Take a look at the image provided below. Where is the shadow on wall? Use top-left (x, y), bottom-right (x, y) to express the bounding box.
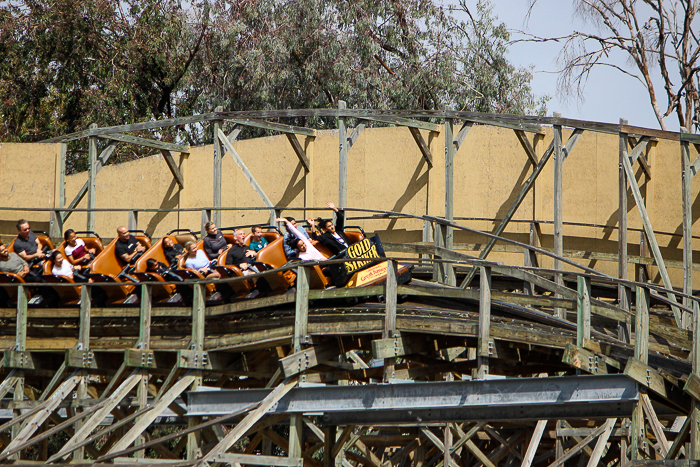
top-left (386, 158), bottom-right (429, 231)
top-left (276, 163), bottom-right (306, 207)
top-left (144, 178), bottom-right (181, 237)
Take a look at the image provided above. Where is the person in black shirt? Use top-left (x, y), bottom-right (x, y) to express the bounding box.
top-left (203, 222), bottom-right (229, 260)
top-left (312, 201), bottom-right (353, 255)
top-left (225, 229), bottom-right (258, 275)
top-left (14, 219), bottom-right (47, 267)
top-left (115, 226), bottom-right (146, 264)
top-left (146, 258), bottom-right (169, 276)
top-left (162, 236), bottom-right (184, 268)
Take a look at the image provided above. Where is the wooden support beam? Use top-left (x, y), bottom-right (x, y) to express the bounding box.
top-left (0, 399), bottom-right (107, 462)
top-left (78, 286), bottom-right (91, 348)
top-left (213, 108), bottom-right (224, 226)
top-left (385, 260), bottom-right (397, 338)
top-left (338, 100), bottom-right (348, 209)
top-left (285, 133), bottom-right (311, 172)
top-left (576, 276), bottom-right (591, 347)
top-left (138, 285), bottom-right (151, 349)
top-left (87, 123), bottom-right (97, 232)
top-left (61, 143), bottom-right (115, 223)
top-left (586, 418), bottom-right (617, 467)
top-left (372, 335), bottom-right (426, 360)
top-left (628, 136), bottom-right (650, 166)
top-left (692, 300), bottom-right (700, 457)
top-left (218, 128), bottom-right (276, 219)
top-left (444, 424), bottom-right (452, 467)
top-left (419, 427), bottom-right (459, 467)
top-left (619, 120), bottom-right (630, 323)
top-left (514, 129), bottom-right (538, 165)
top-left (667, 414), bottom-right (691, 459)
top-left (384, 260), bottom-right (398, 382)
top-left (630, 394), bottom-right (644, 460)
top-left (635, 286), bottom-right (649, 364)
top-left (347, 120), bottom-right (367, 150)
top-left (51, 372), bottom-right (141, 461)
top-left (363, 115), bottom-right (440, 132)
top-left (217, 453), bottom-right (303, 466)
top-left (452, 121), bottom-right (473, 153)
top-left (459, 128), bottom-right (582, 289)
top-left (522, 420), bottom-right (547, 467)
top-left (159, 149), bottom-right (185, 189)
top-left (624, 358), bottom-right (689, 413)
top-left (444, 106), bottom-right (455, 286)
top-left (107, 374), bottom-right (196, 454)
top-left (622, 152), bottom-right (683, 326)
top-left (562, 344), bottom-right (617, 375)
top-left (227, 117), bottom-right (316, 137)
top-left (51, 142), bottom-right (66, 237)
top-left (478, 266), bottom-right (491, 379)
top-left (200, 378), bottom-right (298, 464)
top-left (640, 393), bottom-right (670, 456)
top-left (553, 114), bottom-right (564, 319)
top-left (408, 127), bottom-right (433, 167)
top-left (294, 267), bottom-right (310, 353)
top-left (452, 423), bottom-right (494, 467)
top-left (323, 425), bottom-right (336, 467)
top-left (98, 132), bottom-right (189, 153)
top-left (0, 375), bottom-right (79, 456)
top-left (682, 139), bottom-right (693, 328)
top-left (548, 421), bottom-right (609, 467)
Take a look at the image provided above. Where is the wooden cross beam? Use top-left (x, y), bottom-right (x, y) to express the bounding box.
top-left (621, 154), bottom-right (683, 325)
top-left (547, 421), bottom-right (609, 467)
top-left (363, 115), bottom-right (440, 132)
top-left (0, 399), bottom-right (108, 462)
top-left (628, 136), bottom-right (651, 177)
top-left (51, 372), bottom-right (142, 461)
top-left (408, 127), bottom-right (433, 167)
top-left (514, 129), bottom-right (538, 165)
top-left (640, 393), bottom-right (670, 456)
top-left (458, 131), bottom-right (581, 289)
top-left (0, 375), bottom-right (80, 456)
top-left (98, 132), bottom-right (189, 153)
top-left (217, 128), bottom-right (276, 221)
top-left (159, 149), bottom-right (185, 189)
top-left (419, 427), bottom-right (460, 467)
top-left (106, 374), bottom-right (197, 454)
top-left (585, 418), bottom-right (617, 467)
top-left (522, 420), bottom-right (547, 467)
top-left (61, 143), bottom-right (116, 223)
top-left (227, 117), bottom-right (316, 137)
top-left (688, 142), bottom-right (700, 177)
top-left (199, 377), bottom-right (298, 463)
top-left (453, 121), bottom-right (473, 153)
top-left (285, 133), bottom-right (311, 172)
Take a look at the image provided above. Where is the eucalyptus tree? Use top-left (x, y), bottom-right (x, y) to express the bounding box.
top-left (0, 0), bottom-right (546, 168)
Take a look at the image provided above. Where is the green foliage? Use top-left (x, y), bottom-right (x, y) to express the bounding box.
top-left (0, 0), bottom-right (547, 168)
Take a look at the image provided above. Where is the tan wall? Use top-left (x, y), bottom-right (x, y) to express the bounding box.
top-left (0, 142), bottom-right (61, 241)
top-left (0, 125), bottom-right (696, 287)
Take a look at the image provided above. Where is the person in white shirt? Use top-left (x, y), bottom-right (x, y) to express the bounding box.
top-left (63, 229), bottom-right (96, 270)
top-left (183, 242), bottom-right (220, 279)
top-left (277, 218), bottom-right (326, 262)
top-left (50, 251), bottom-right (78, 279)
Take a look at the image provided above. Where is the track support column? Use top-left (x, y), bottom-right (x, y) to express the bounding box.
top-left (213, 106), bottom-right (224, 227)
top-left (444, 106), bottom-right (455, 286)
top-left (552, 112), bottom-right (564, 318)
top-left (338, 101), bottom-right (348, 209)
top-left (87, 123), bottom-right (97, 232)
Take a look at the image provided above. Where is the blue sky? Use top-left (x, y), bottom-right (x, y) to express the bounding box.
top-left (486, 0), bottom-right (665, 130)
